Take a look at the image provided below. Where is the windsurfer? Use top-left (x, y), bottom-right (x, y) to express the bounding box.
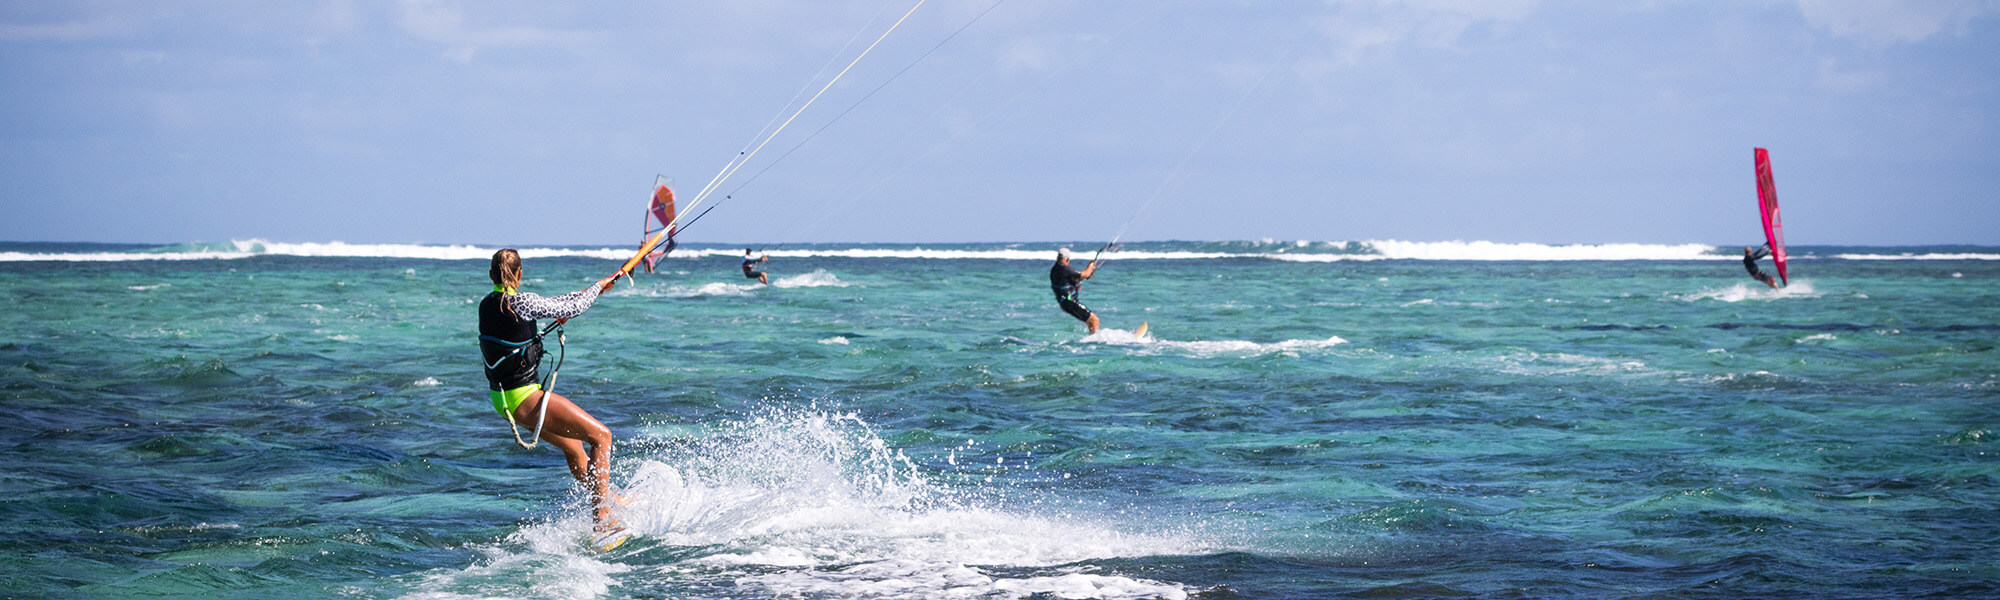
top-left (479, 249), bottom-right (624, 532)
top-left (641, 237), bottom-right (678, 274)
top-left (742, 249), bottom-right (769, 284)
top-left (1050, 247), bottom-right (1101, 334)
top-left (1743, 245), bottom-right (1779, 289)
top-left (642, 177), bottom-right (678, 275)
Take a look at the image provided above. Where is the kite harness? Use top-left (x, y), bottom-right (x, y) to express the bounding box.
top-left (480, 315), bottom-right (568, 450)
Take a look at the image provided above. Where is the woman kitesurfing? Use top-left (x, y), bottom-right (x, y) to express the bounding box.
top-left (477, 249), bottom-right (627, 548)
top-left (467, 0), bottom-right (937, 554)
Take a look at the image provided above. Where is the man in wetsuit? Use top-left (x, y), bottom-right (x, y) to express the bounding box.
top-left (742, 248), bottom-right (769, 285)
top-left (1050, 247), bottom-right (1101, 333)
top-left (1743, 245), bottom-right (1779, 289)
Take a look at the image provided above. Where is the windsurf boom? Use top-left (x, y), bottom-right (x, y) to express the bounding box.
top-left (1754, 148), bottom-right (1787, 286)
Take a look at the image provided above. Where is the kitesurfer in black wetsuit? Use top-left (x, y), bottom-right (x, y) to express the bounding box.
top-left (742, 249), bottom-right (769, 284)
top-left (1050, 247), bottom-right (1101, 333)
top-left (1743, 245), bottom-right (1779, 289)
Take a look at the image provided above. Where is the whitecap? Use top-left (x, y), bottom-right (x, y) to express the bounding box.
top-left (1489, 351), bottom-right (1666, 378)
top-left (1362, 239), bottom-right (1719, 261)
top-left (774, 269), bottom-right (850, 288)
top-left (1083, 330), bottom-right (1350, 357)
top-left (1833, 253), bottom-right (2000, 260)
top-left (1675, 280), bottom-right (1818, 302)
top-left (616, 281), bottom-right (761, 298)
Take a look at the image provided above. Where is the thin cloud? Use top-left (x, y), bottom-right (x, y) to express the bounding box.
top-left (1304, 0), bottom-right (1539, 68)
top-left (394, 0), bottom-right (607, 63)
top-left (0, 16), bottom-right (132, 42)
top-left (1795, 0), bottom-right (2000, 43)
top-left (998, 33), bottom-right (1104, 75)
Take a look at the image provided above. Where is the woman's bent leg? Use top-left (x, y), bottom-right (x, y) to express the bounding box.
top-left (514, 390), bottom-right (617, 528)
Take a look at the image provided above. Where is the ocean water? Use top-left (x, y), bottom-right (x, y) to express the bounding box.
top-left (2, 239), bottom-right (1996, 599)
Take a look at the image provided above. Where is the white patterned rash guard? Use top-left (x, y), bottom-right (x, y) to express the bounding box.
top-left (505, 284), bottom-right (602, 321)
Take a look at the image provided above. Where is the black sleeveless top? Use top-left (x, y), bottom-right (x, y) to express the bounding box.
top-left (478, 292), bottom-right (543, 391)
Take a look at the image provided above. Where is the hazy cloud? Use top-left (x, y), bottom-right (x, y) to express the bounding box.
top-left (0, 16), bottom-right (132, 42)
top-left (998, 33), bottom-right (1103, 75)
top-left (1796, 0), bottom-right (2000, 43)
top-left (1307, 0), bottom-right (1539, 67)
top-left (393, 0), bottom-right (604, 63)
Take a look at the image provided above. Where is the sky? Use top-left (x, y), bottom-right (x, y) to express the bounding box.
top-left (2, 0), bottom-right (1997, 246)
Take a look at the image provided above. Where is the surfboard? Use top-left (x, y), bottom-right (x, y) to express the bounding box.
top-left (591, 527), bottom-right (634, 553)
top-left (1754, 148), bottom-right (1788, 286)
top-left (1134, 322), bottom-right (1149, 340)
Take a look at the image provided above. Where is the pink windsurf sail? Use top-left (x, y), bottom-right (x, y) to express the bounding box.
top-left (641, 176), bottom-right (676, 272)
top-left (1754, 148), bottom-right (1787, 286)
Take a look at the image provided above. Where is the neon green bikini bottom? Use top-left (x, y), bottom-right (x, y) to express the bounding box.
top-left (490, 384), bottom-right (542, 419)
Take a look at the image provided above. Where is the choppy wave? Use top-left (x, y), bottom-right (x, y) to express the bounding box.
top-left (400, 410), bottom-right (1197, 599)
top-left (6, 239), bottom-right (1998, 263)
top-left (773, 269), bottom-right (849, 288)
top-left (611, 269), bottom-right (849, 298)
top-left (1830, 252), bottom-right (2000, 260)
top-left (1673, 280), bottom-right (1820, 303)
top-left (1082, 328), bottom-right (1350, 357)
top-left (1359, 240), bottom-right (1718, 261)
top-left (620, 281), bottom-right (760, 298)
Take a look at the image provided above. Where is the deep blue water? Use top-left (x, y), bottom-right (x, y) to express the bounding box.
top-left (2, 241), bottom-right (1996, 599)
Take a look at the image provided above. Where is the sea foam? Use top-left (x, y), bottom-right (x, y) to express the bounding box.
top-left (1675, 280), bottom-right (1819, 302)
top-left (399, 410), bottom-right (1199, 599)
top-left (1082, 328), bottom-right (1350, 357)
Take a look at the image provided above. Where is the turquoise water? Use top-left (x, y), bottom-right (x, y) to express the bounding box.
top-left (2, 240), bottom-right (1996, 599)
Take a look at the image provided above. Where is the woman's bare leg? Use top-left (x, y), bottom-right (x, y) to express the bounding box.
top-left (544, 434), bottom-right (590, 484)
top-left (514, 390), bottom-right (617, 529)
